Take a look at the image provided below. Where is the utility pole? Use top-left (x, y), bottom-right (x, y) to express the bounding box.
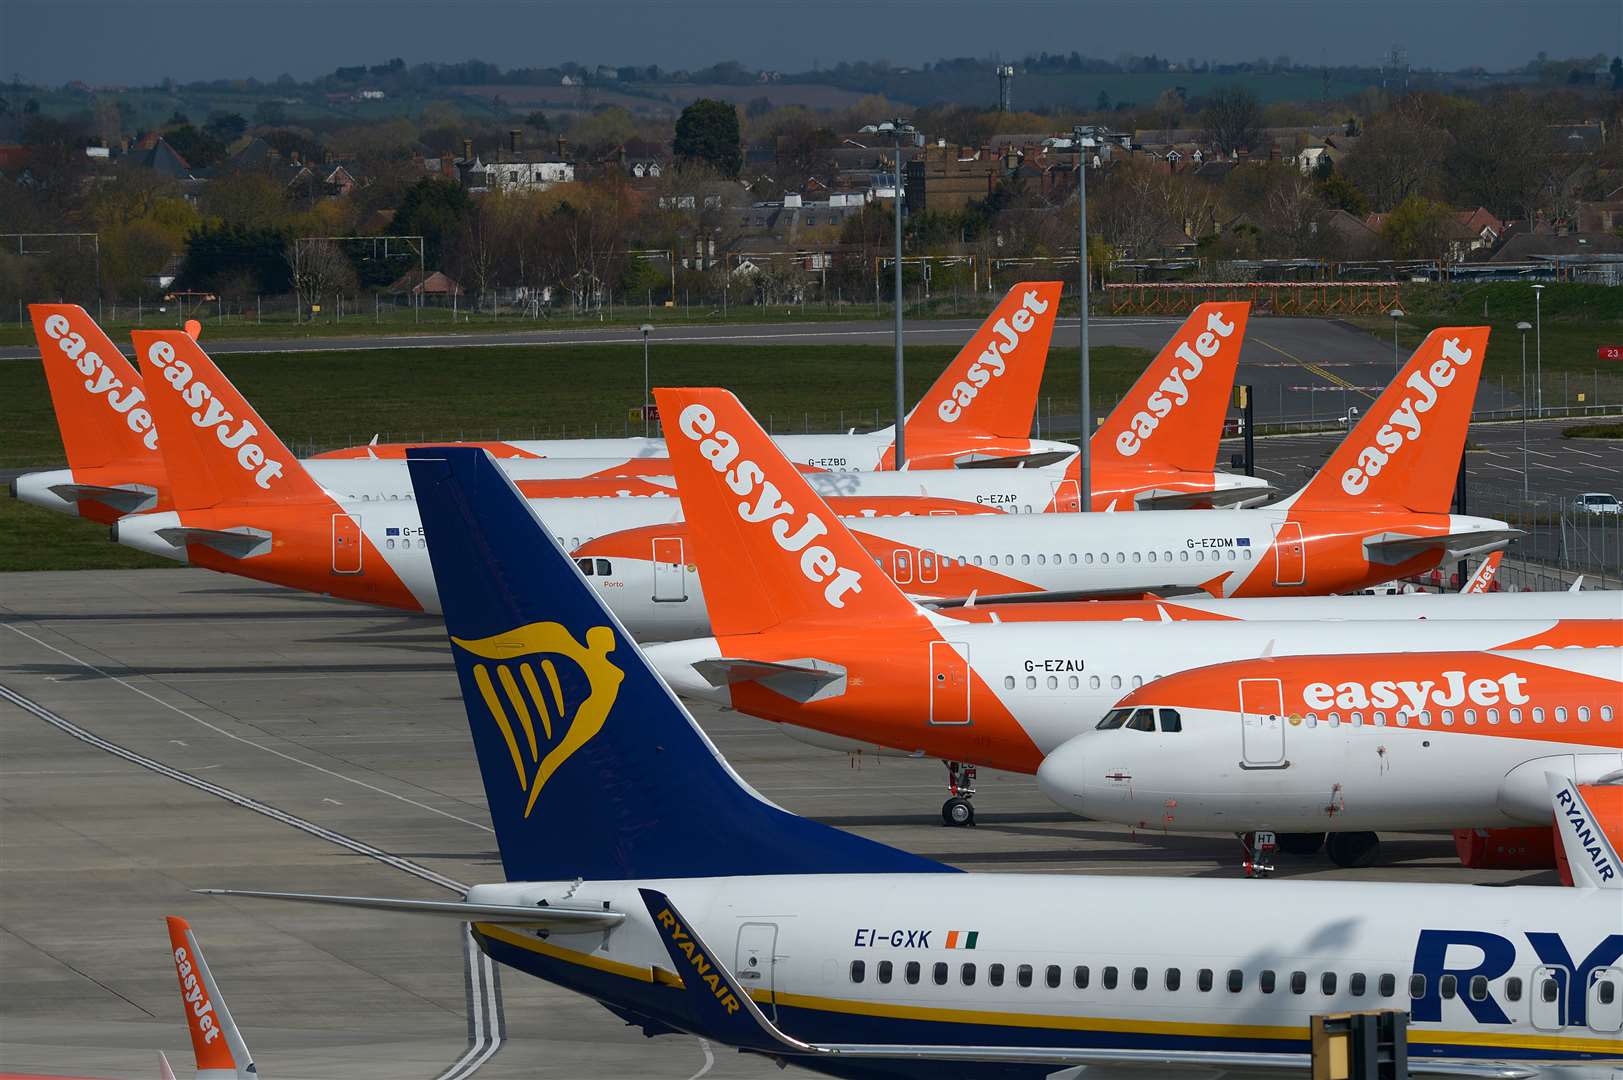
top-left (1073, 125), bottom-right (1093, 510)
top-left (861, 118), bottom-right (919, 469)
top-left (1531, 284), bottom-right (1545, 417)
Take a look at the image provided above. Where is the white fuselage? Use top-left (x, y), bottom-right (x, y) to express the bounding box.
top-left (1036, 648), bottom-right (1623, 833)
top-left (461, 872), bottom-right (1623, 1067)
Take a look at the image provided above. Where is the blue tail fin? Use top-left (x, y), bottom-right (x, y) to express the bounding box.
top-left (405, 447), bottom-right (948, 882)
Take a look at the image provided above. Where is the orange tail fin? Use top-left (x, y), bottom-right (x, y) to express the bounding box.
top-left (165, 916), bottom-right (253, 1078)
top-left (905, 281), bottom-right (1062, 440)
top-left (29, 304), bottom-right (160, 470)
top-left (1092, 302), bottom-right (1250, 472)
top-left (131, 329), bottom-right (322, 510)
top-left (1289, 326), bottom-right (1490, 514)
top-left (656, 386), bottom-right (920, 636)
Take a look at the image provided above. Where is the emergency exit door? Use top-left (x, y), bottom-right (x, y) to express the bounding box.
top-left (1271, 521), bottom-right (1306, 586)
top-left (651, 537), bottom-right (686, 602)
top-left (331, 514), bottom-right (363, 574)
top-left (1238, 677), bottom-right (1286, 766)
top-left (735, 923), bottom-right (779, 1020)
top-left (929, 641), bottom-right (971, 726)
top-left (1051, 479), bottom-right (1081, 511)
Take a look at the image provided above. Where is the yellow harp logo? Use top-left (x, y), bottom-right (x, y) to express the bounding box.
top-left (453, 622), bottom-right (624, 817)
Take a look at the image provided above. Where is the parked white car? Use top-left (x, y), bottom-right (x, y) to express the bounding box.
top-left (1572, 491), bottom-right (1622, 515)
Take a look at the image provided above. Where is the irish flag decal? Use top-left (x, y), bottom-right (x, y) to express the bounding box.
top-left (945, 930), bottom-right (979, 950)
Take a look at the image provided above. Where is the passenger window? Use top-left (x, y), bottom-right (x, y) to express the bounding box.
top-left (1488, 708), bottom-right (1500, 724)
top-left (1068, 676), bottom-right (1080, 689)
top-left (1147, 551), bottom-right (1157, 563)
top-left (1259, 970), bottom-right (1276, 994)
top-left (1533, 707), bottom-right (1545, 723)
top-left (1131, 967), bottom-right (1147, 990)
top-left (1603, 705), bottom-right (1615, 721)
top-left (973, 555), bottom-right (984, 566)
top-left (1227, 970), bottom-right (1244, 993)
top-left (1090, 676), bottom-right (1101, 690)
top-left (1290, 971), bottom-right (1307, 994)
top-left (961, 963), bottom-right (976, 986)
top-left (1440, 709), bottom-right (1453, 725)
top-left (1578, 706), bottom-right (1590, 722)
top-left (1598, 980), bottom-right (1617, 1006)
top-left (1025, 676), bottom-right (1037, 689)
top-left (1469, 976), bottom-right (1489, 1002)
top-left (1005, 677), bottom-right (1016, 689)
top-left (1379, 974), bottom-right (1396, 997)
top-left (1440, 974), bottom-right (1457, 999)
top-left (1132, 551), bottom-right (1142, 563)
top-left (1110, 675), bottom-right (1122, 690)
top-left (1510, 708), bottom-right (1522, 724)
top-left (1046, 965), bottom-right (1061, 989)
top-left (1021, 554), bottom-right (1031, 566)
top-left (1047, 676), bottom-right (1058, 690)
top-left (1179, 550), bottom-right (1189, 561)
top-left (933, 962), bottom-right (948, 986)
top-left (1410, 974), bottom-right (1426, 999)
top-left (1541, 978), bottom-right (1560, 1003)
top-left (595, 558), bottom-right (612, 576)
top-left (1074, 966), bottom-right (1090, 989)
top-left (850, 960), bottom-right (866, 983)
top-left (1127, 708), bottom-right (1156, 732)
top-left (1350, 973), bottom-right (1367, 997)
top-left (1037, 554), bottom-right (1046, 565)
top-left (1463, 708), bottom-right (1476, 725)
top-left (1197, 969), bottom-right (1213, 992)
top-left (905, 961), bottom-right (920, 985)
top-left (1085, 553), bottom-right (1094, 564)
top-left (1555, 707), bottom-right (1568, 723)
top-left (990, 555), bottom-right (1000, 567)
top-left (1323, 972), bottom-right (1338, 995)
top-left (1116, 551), bottom-right (1125, 563)
top-left (386, 539), bottom-right (396, 549)
top-left (1165, 968), bottom-right (1181, 991)
top-left (877, 960), bottom-right (893, 984)
top-left (1131, 675), bottom-right (1143, 689)
top-left (1196, 549), bottom-right (1206, 561)
top-left (1102, 966), bottom-right (1118, 990)
top-left (1159, 709), bottom-right (1182, 733)
top-left (988, 963), bottom-right (1004, 987)
top-left (1017, 964), bottom-right (1033, 988)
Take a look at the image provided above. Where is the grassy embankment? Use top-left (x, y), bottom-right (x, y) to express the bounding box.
top-left (0, 340), bottom-right (1151, 572)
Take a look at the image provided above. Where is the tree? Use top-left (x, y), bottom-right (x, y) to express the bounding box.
top-left (674, 98), bottom-right (742, 178)
top-left (1440, 94), bottom-right (1556, 220)
top-left (205, 111), bottom-right (247, 142)
top-left (1200, 85), bottom-right (1263, 156)
top-left (1380, 195), bottom-right (1457, 260)
top-left (178, 223), bottom-right (292, 295)
top-left (200, 172), bottom-right (291, 229)
top-left (1315, 171), bottom-right (1369, 216)
top-left (162, 124), bottom-right (226, 168)
top-left (1342, 108), bottom-right (1447, 212)
top-left (390, 177), bottom-right (472, 267)
top-left (254, 100), bottom-right (287, 126)
top-left (1613, 57), bottom-right (1623, 90)
top-left (286, 239), bottom-right (358, 317)
top-left (524, 110), bottom-right (550, 131)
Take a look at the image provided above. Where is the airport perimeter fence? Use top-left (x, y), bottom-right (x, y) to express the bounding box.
top-left (1465, 485), bottom-right (1623, 588)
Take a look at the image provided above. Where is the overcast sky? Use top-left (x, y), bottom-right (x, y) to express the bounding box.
top-left (4, 0), bottom-right (1620, 87)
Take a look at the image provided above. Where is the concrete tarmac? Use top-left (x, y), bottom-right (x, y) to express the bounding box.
top-left (0, 569), bottom-right (1563, 1079)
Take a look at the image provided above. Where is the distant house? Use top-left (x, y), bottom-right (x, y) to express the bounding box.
top-left (1489, 231), bottom-right (1623, 262)
top-left (388, 269), bottom-right (464, 297)
top-left (1455, 207), bottom-right (1505, 252)
top-left (469, 131), bottom-right (574, 192)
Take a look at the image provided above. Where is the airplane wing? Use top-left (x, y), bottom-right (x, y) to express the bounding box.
top-left (690, 657), bottom-right (848, 704)
top-left (1363, 528), bottom-right (1521, 566)
top-left (195, 889), bottom-right (627, 929)
top-left (636, 889), bottom-right (1535, 1078)
top-left (151, 525), bottom-right (273, 559)
top-left (46, 482), bottom-right (159, 514)
top-left (923, 586), bottom-right (1204, 608)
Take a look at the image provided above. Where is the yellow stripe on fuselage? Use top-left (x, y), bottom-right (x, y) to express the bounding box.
top-left (474, 922), bottom-right (673, 985)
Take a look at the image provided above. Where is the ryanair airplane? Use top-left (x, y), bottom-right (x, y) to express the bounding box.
top-left (204, 447), bottom-right (1623, 1079)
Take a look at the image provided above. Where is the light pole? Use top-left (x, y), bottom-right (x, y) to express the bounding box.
top-left (1517, 320), bottom-right (1531, 499)
top-left (861, 118), bottom-right (919, 469)
top-left (1531, 284), bottom-right (1544, 417)
top-left (1073, 125), bottom-right (1092, 511)
top-left (1388, 305), bottom-right (1404, 370)
top-left (640, 323), bottom-right (654, 436)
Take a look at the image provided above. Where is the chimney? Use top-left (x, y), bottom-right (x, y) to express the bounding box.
top-left (557, 135), bottom-right (568, 160)
top-left (509, 128), bottom-right (521, 154)
top-left (463, 138), bottom-right (473, 162)
top-left (440, 151), bottom-right (453, 175)
top-left (618, 145), bottom-right (627, 167)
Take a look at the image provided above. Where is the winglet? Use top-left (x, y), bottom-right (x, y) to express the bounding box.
top-left (905, 282), bottom-right (1062, 440)
top-left (1547, 773), bottom-right (1621, 890)
top-left (1288, 327), bottom-right (1489, 514)
top-left (132, 329), bottom-right (321, 510)
top-left (165, 916), bottom-right (255, 1079)
top-left (1093, 302), bottom-right (1250, 472)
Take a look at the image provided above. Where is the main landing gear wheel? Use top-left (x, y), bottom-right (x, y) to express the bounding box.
top-left (1325, 831), bottom-right (1381, 868)
top-left (942, 797), bottom-right (975, 827)
top-left (940, 760), bottom-right (977, 827)
top-left (1277, 832), bottom-right (1327, 856)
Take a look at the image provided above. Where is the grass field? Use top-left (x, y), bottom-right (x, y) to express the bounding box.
top-left (0, 339), bottom-right (1151, 571)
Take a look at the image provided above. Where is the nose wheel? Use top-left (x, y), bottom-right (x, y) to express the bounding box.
top-left (1240, 830), bottom-right (1278, 877)
top-left (941, 760), bottom-right (977, 827)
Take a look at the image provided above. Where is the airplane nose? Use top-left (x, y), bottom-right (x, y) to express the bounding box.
top-left (1036, 737), bottom-right (1091, 814)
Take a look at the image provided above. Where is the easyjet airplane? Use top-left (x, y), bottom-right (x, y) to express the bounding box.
top-left (313, 281), bottom-right (1078, 472)
top-left (632, 386), bottom-right (1613, 826)
top-left (199, 445), bottom-right (1623, 1079)
top-left (1036, 648), bottom-right (1622, 867)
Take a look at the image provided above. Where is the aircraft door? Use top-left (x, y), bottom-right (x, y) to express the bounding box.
top-left (651, 537), bottom-right (686, 602)
top-left (929, 641), bottom-right (971, 726)
top-left (1270, 521), bottom-right (1305, 586)
top-left (331, 514), bottom-right (363, 574)
top-left (1050, 479), bottom-right (1080, 511)
top-left (1238, 677), bottom-right (1286, 767)
top-left (735, 922), bottom-right (779, 1020)
top-left (1588, 967), bottom-right (1623, 1033)
top-left (1531, 965), bottom-right (1568, 1030)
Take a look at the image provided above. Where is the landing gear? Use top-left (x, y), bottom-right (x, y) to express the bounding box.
top-left (1325, 831), bottom-right (1381, 868)
top-left (1277, 831), bottom-right (1326, 856)
top-left (1240, 830), bottom-right (1278, 878)
top-left (940, 760), bottom-right (977, 827)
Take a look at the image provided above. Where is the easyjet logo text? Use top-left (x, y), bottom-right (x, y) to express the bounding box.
top-left (43, 313), bottom-right (158, 450)
top-left (172, 945), bottom-right (223, 1044)
top-left (937, 289), bottom-right (1051, 424)
top-left (1115, 308), bottom-right (1236, 458)
top-left (1340, 336), bottom-right (1475, 497)
top-left (144, 339), bottom-right (286, 489)
top-left (1301, 670), bottom-right (1529, 713)
top-left (677, 404), bottom-right (863, 609)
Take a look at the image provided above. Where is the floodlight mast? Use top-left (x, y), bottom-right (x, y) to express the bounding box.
top-left (863, 118), bottom-right (919, 468)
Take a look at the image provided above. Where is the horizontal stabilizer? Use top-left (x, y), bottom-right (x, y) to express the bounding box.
top-left (1363, 528), bottom-right (1520, 566)
top-left (195, 889), bottom-right (627, 929)
top-left (1134, 484), bottom-right (1276, 510)
top-left (154, 526), bottom-right (272, 560)
top-left (923, 585), bottom-right (1201, 608)
top-left (692, 657), bottom-right (848, 703)
top-left (47, 481), bottom-right (158, 514)
top-left (952, 449), bottom-right (1076, 470)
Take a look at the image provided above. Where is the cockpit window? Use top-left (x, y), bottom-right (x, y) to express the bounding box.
top-left (1097, 708), bottom-right (1132, 730)
top-left (1127, 708), bottom-right (1156, 732)
top-left (595, 558), bottom-right (612, 576)
top-left (575, 558), bottom-right (595, 576)
top-left (1159, 709), bottom-right (1182, 733)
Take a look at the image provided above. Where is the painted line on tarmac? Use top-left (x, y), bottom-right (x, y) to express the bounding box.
top-left (2, 622), bottom-right (493, 833)
top-left (0, 676), bottom-right (506, 1080)
top-left (1249, 337), bottom-right (1373, 399)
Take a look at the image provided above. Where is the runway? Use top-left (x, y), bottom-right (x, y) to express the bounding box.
top-left (0, 569), bottom-right (1561, 1080)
